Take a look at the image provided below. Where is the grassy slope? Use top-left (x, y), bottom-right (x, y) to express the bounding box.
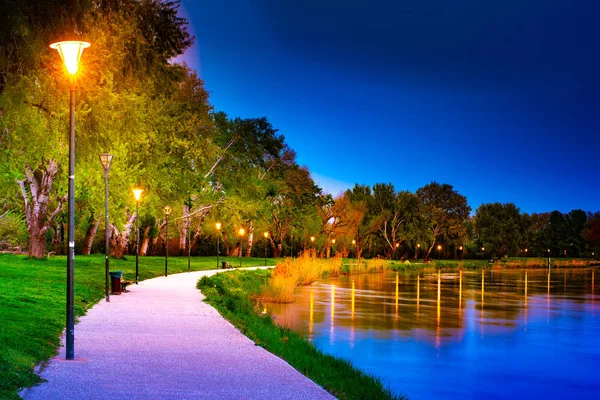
top-left (198, 270), bottom-right (406, 400)
top-left (0, 254), bottom-right (272, 400)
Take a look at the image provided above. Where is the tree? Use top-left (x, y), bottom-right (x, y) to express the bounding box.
top-left (416, 182), bottom-right (471, 260)
top-left (475, 203), bottom-right (523, 258)
top-left (583, 212), bottom-right (600, 255)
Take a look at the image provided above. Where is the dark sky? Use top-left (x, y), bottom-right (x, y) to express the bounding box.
top-left (178, 0), bottom-right (599, 214)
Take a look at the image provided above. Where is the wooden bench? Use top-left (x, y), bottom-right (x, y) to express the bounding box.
top-left (221, 261), bottom-right (233, 269)
top-left (120, 279), bottom-right (132, 292)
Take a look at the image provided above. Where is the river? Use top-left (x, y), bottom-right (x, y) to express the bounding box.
top-left (267, 268), bottom-right (600, 399)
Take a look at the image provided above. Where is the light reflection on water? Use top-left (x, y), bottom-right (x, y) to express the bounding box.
top-left (267, 268), bottom-right (600, 399)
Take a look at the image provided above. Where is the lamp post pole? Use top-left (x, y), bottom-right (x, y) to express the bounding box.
top-left (264, 232), bottom-right (269, 266)
top-left (50, 40), bottom-right (90, 361)
top-left (239, 228), bottom-right (246, 268)
top-left (163, 206), bottom-right (171, 277)
top-left (188, 222), bottom-right (191, 273)
top-left (100, 154), bottom-right (113, 303)
top-left (215, 222), bottom-right (222, 269)
top-left (133, 189), bottom-right (143, 284)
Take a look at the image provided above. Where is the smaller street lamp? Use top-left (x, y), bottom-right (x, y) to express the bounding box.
top-left (437, 244), bottom-right (442, 259)
top-left (132, 189), bottom-right (143, 284)
top-left (238, 228), bottom-right (246, 268)
top-left (263, 231), bottom-right (269, 266)
top-left (215, 222), bottom-right (222, 269)
top-left (163, 206), bottom-right (172, 277)
top-left (99, 154), bottom-right (113, 303)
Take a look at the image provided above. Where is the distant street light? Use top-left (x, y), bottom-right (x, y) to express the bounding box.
top-left (263, 231), bottom-right (269, 266)
top-left (163, 206), bottom-right (172, 277)
top-left (437, 244), bottom-right (442, 259)
top-left (238, 228), bottom-right (246, 267)
top-left (99, 154), bottom-right (113, 304)
top-left (132, 189), bottom-right (143, 284)
top-left (215, 222), bottom-right (222, 269)
top-left (51, 40), bottom-right (90, 361)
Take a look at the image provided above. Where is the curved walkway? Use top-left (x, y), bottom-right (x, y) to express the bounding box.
top-left (20, 268), bottom-right (335, 400)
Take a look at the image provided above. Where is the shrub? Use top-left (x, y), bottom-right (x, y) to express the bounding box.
top-left (0, 211), bottom-right (28, 252)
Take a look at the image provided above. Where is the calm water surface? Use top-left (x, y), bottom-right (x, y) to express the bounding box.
top-left (268, 268), bottom-right (600, 399)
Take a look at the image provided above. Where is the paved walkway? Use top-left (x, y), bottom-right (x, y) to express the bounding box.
top-left (20, 268), bottom-right (334, 400)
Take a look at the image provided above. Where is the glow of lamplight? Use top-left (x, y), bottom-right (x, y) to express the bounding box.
top-left (416, 273), bottom-right (420, 315)
top-left (481, 269), bottom-right (485, 309)
top-left (309, 290), bottom-right (314, 337)
top-left (437, 271), bottom-right (441, 326)
top-left (459, 270), bottom-right (462, 312)
top-left (351, 280), bottom-right (355, 319)
top-left (395, 274), bottom-right (399, 317)
top-left (331, 284), bottom-right (335, 322)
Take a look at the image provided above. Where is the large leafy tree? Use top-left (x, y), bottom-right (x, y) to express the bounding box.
top-left (416, 182), bottom-right (471, 260)
top-left (475, 202), bottom-right (524, 258)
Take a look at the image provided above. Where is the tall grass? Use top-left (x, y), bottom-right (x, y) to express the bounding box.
top-left (262, 253), bottom-right (393, 303)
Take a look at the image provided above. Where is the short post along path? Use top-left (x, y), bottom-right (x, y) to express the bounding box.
top-left (21, 268), bottom-right (334, 400)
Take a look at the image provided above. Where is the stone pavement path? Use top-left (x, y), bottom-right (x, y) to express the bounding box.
top-left (20, 268), bottom-right (335, 400)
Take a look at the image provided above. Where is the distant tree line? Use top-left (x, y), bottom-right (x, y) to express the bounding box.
top-left (0, 1), bottom-right (598, 260)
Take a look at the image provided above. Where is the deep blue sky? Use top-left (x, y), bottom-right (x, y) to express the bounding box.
top-left (177, 0), bottom-right (599, 214)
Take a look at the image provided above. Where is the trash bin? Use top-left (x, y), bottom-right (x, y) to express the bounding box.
top-left (109, 270), bottom-right (123, 295)
top-left (221, 261), bottom-right (228, 269)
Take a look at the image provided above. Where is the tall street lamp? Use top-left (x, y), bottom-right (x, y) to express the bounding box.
top-left (215, 222), bottom-right (222, 269)
top-left (187, 218), bottom-right (191, 273)
top-left (50, 40), bottom-right (90, 361)
top-left (238, 227), bottom-right (246, 268)
top-left (163, 206), bottom-right (172, 277)
top-left (132, 188), bottom-right (143, 284)
top-left (99, 154), bottom-right (113, 303)
top-left (263, 231), bottom-right (269, 266)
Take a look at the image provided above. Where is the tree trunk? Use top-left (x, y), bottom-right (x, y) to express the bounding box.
top-left (52, 222), bottom-right (63, 254)
top-left (140, 225), bottom-right (151, 255)
top-left (81, 218), bottom-right (99, 255)
top-left (17, 160), bottom-right (65, 258)
top-left (245, 221), bottom-right (254, 257)
top-left (271, 241), bottom-right (282, 258)
top-left (178, 205), bottom-right (190, 252)
top-left (224, 231), bottom-right (230, 256)
top-left (110, 212), bottom-right (136, 258)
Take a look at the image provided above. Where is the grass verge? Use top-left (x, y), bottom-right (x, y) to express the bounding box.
top-left (0, 254), bottom-right (273, 400)
top-left (197, 269), bottom-right (406, 400)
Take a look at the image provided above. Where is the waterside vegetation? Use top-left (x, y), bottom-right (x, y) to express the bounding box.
top-left (197, 269), bottom-right (405, 400)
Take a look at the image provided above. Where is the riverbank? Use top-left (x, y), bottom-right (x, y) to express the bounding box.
top-left (198, 269), bottom-right (406, 400)
top-left (0, 254), bottom-right (273, 399)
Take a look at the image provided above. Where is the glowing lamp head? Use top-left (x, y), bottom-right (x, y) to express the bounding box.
top-left (395, 243), bottom-right (399, 248)
top-left (132, 188), bottom-right (143, 201)
top-left (99, 153), bottom-right (113, 171)
top-left (215, 222), bottom-right (222, 231)
top-left (310, 236), bottom-right (315, 242)
top-left (417, 243), bottom-right (421, 248)
top-left (263, 231), bottom-right (269, 238)
top-left (481, 247), bottom-right (485, 251)
top-left (163, 206), bottom-right (172, 216)
top-left (238, 228), bottom-right (246, 237)
top-left (525, 248), bottom-right (528, 252)
top-left (437, 244), bottom-right (442, 251)
top-left (332, 239), bottom-right (336, 244)
top-left (459, 246), bottom-right (463, 250)
top-left (50, 41), bottom-right (90, 75)
top-left (352, 239), bottom-right (356, 245)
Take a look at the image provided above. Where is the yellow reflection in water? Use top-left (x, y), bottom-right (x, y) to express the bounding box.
top-left (309, 290), bottom-right (314, 337)
top-left (547, 270), bottom-right (551, 317)
top-left (459, 270), bottom-right (462, 313)
top-left (481, 270), bottom-right (485, 309)
top-left (395, 274), bottom-right (399, 317)
top-left (593, 270), bottom-right (595, 295)
top-left (524, 270), bottom-right (528, 327)
top-left (437, 271), bottom-right (441, 326)
top-left (416, 273), bottom-right (420, 316)
top-left (351, 280), bottom-right (355, 319)
top-left (331, 284), bottom-right (335, 322)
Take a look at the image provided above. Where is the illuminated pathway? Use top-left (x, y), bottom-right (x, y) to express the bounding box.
top-left (21, 268), bottom-right (334, 400)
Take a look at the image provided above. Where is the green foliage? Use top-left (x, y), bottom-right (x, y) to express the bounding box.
top-left (198, 270), bottom-right (405, 400)
top-left (475, 202), bottom-right (523, 258)
top-left (0, 211), bottom-right (28, 250)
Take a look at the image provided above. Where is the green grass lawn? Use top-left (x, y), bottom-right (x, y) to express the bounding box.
top-left (0, 253), bottom-right (273, 400)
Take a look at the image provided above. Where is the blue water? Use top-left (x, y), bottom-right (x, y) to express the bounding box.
top-left (268, 269), bottom-right (600, 399)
